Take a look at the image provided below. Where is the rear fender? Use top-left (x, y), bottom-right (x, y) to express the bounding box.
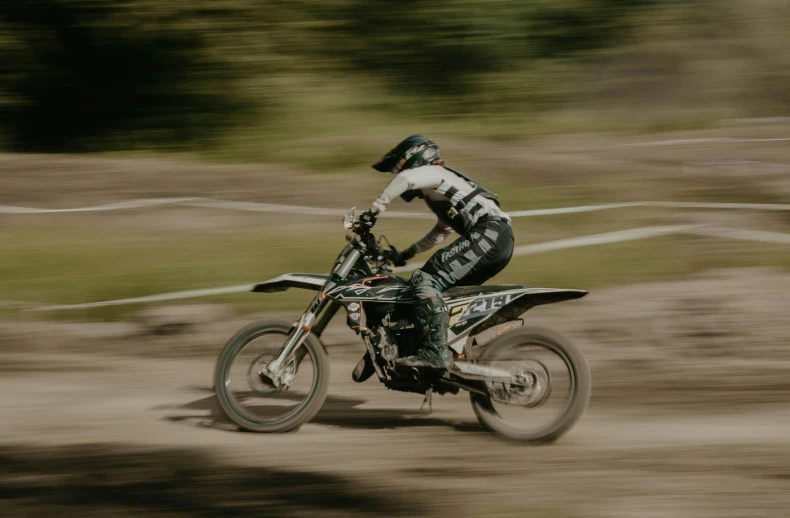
top-left (476, 288), bottom-right (587, 335)
top-left (448, 288), bottom-right (587, 352)
top-left (498, 288), bottom-right (587, 318)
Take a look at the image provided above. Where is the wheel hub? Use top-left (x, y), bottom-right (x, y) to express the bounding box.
top-left (247, 353), bottom-right (297, 394)
top-left (489, 359), bottom-right (551, 407)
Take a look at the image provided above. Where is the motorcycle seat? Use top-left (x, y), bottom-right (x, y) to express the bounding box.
top-left (390, 276), bottom-right (527, 299)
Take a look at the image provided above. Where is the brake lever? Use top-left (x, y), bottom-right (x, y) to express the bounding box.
top-left (378, 235), bottom-right (398, 254)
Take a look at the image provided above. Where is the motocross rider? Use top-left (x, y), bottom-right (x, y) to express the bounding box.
top-left (354, 135), bottom-right (515, 380)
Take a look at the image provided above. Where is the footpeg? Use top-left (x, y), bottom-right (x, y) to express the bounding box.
top-left (420, 389), bottom-right (433, 414)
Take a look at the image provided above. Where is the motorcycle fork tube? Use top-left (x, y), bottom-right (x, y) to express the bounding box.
top-left (333, 248), bottom-right (361, 280)
top-left (314, 247), bottom-right (360, 338)
top-left (266, 296), bottom-right (328, 377)
top-left (312, 301), bottom-right (340, 338)
top-left (268, 248), bottom-right (360, 377)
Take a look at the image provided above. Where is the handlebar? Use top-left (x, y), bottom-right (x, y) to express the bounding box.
top-left (348, 229), bottom-right (395, 269)
top-left (344, 209), bottom-right (397, 269)
top-left (351, 221), bottom-right (373, 235)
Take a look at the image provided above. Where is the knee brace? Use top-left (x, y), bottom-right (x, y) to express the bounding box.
top-left (410, 270), bottom-right (447, 326)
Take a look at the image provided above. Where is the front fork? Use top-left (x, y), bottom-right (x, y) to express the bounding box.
top-left (264, 247), bottom-right (362, 386)
top-left (263, 296), bottom-right (330, 387)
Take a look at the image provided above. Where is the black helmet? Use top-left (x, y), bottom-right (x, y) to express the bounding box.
top-left (371, 135), bottom-right (441, 174)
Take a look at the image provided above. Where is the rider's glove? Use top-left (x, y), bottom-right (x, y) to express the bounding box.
top-left (358, 210), bottom-right (377, 229)
top-left (385, 245), bottom-right (416, 267)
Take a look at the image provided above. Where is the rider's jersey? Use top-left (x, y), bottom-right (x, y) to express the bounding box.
top-left (369, 165), bottom-right (510, 254)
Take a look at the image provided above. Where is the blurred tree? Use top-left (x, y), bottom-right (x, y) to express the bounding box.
top-left (5, 0), bottom-right (781, 153)
top-left (317, 0), bottom-right (652, 99)
top-left (0, 0), bottom-right (252, 152)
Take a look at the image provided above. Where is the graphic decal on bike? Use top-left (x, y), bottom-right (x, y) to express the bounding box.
top-left (446, 292), bottom-right (526, 342)
top-left (448, 303), bottom-right (469, 327)
top-left (338, 300), bottom-right (364, 328)
top-left (449, 314), bottom-right (488, 339)
top-left (460, 293), bottom-right (519, 319)
top-left (326, 283), bottom-right (412, 302)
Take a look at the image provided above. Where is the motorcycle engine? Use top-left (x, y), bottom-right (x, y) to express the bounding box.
top-left (373, 327), bottom-right (398, 363)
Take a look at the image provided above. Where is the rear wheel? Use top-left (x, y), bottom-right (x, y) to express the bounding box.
top-left (469, 326), bottom-right (590, 443)
top-left (214, 321), bottom-right (330, 433)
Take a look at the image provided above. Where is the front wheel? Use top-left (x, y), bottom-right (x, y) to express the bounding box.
top-left (470, 326), bottom-right (591, 443)
top-left (214, 321), bottom-right (330, 433)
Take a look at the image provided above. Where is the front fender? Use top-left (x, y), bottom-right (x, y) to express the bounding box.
top-left (252, 273), bottom-right (329, 293)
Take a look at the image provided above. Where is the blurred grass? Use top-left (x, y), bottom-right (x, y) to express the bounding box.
top-left (4, 119), bottom-right (790, 322)
top-left (3, 212), bottom-right (790, 321)
top-left (4, 0), bottom-right (790, 325)
top-left (0, 223), bottom-right (339, 316)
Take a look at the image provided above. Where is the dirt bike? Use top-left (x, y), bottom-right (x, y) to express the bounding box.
top-left (214, 209), bottom-right (591, 442)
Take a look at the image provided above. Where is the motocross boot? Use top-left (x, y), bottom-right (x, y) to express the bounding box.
top-left (352, 351), bottom-right (376, 383)
top-left (395, 298), bottom-right (453, 370)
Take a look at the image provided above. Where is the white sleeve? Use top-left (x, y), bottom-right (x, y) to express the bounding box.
top-left (369, 167), bottom-right (444, 214)
top-left (409, 222), bottom-right (454, 255)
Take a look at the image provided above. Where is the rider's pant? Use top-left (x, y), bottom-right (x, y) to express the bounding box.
top-left (410, 217), bottom-right (515, 308)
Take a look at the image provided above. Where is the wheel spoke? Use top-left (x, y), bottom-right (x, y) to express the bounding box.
top-left (470, 327), bottom-right (590, 442)
top-left (214, 322), bottom-right (330, 433)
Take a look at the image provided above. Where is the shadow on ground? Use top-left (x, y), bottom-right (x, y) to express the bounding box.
top-left (156, 387), bottom-right (483, 433)
top-left (0, 444), bottom-right (420, 517)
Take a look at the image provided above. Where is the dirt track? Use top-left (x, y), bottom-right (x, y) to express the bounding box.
top-left (2, 355), bottom-right (789, 518)
top-left (2, 269), bottom-right (790, 517)
top-left (3, 127), bottom-right (790, 516)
